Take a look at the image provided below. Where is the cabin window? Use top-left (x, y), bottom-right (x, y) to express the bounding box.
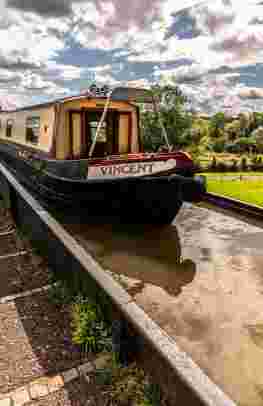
top-left (89, 120), bottom-right (107, 143)
top-left (85, 111), bottom-right (118, 157)
top-left (26, 116), bottom-right (40, 144)
top-left (6, 119), bottom-right (14, 138)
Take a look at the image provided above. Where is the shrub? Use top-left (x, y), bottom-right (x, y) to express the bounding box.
top-left (225, 143), bottom-right (241, 154)
top-left (230, 159), bottom-right (238, 172)
top-left (212, 139), bottom-right (225, 153)
top-left (251, 156), bottom-right (263, 171)
top-left (71, 295), bottom-right (112, 354)
top-left (240, 156), bottom-right (248, 171)
top-left (209, 156), bottom-right (217, 171)
top-left (251, 155), bottom-right (258, 165)
top-left (216, 161), bottom-right (228, 172)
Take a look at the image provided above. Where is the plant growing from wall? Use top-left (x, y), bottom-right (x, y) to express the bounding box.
top-left (71, 294), bottom-right (112, 354)
top-left (94, 358), bottom-right (166, 406)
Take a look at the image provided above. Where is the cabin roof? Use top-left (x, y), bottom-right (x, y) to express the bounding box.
top-left (0, 86), bottom-right (153, 114)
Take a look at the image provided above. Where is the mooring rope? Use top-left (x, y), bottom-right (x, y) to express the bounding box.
top-left (88, 89), bottom-right (113, 158)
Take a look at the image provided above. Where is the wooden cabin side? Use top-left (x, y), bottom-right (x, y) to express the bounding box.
top-left (55, 98), bottom-right (140, 160)
top-left (0, 105), bottom-right (56, 155)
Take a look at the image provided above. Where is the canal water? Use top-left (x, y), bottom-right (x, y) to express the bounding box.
top-left (59, 204), bottom-right (263, 406)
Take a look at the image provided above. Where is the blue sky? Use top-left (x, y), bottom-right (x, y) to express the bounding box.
top-left (0, 0), bottom-right (263, 114)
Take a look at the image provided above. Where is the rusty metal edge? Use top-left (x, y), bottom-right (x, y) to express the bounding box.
top-left (0, 162), bottom-right (236, 406)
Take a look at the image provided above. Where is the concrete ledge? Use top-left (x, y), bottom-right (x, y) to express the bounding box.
top-left (0, 162), bottom-right (236, 406)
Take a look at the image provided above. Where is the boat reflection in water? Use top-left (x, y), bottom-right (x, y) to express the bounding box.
top-left (59, 220), bottom-right (196, 297)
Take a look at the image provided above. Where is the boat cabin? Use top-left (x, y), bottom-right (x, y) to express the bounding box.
top-left (0, 86), bottom-right (151, 160)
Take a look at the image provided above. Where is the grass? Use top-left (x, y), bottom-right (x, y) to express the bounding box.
top-left (201, 173), bottom-right (263, 207)
top-left (202, 172), bottom-right (263, 177)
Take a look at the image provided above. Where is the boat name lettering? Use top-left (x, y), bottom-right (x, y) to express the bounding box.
top-left (100, 163), bottom-right (154, 176)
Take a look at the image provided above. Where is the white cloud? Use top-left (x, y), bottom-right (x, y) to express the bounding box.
top-left (0, 0), bottom-right (263, 113)
top-left (0, 9), bottom-right (67, 69)
top-left (46, 62), bottom-right (84, 80)
top-left (237, 86), bottom-right (263, 99)
top-left (87, 65), bottom-right (112, 73)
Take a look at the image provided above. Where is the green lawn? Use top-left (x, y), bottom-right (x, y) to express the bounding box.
top-left (200, 173), bottom-right (263, 207)
top-left (203, 172), bottom-right (263, 176)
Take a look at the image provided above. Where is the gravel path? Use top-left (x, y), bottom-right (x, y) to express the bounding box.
top-left (0, 208), bottom-right (101, 405)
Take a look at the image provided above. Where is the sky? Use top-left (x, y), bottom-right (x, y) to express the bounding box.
top-left (0, 0), bottom-right (263, 114)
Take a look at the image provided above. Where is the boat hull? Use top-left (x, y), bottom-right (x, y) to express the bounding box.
top-left (0, 144), bottom-right (205, 225)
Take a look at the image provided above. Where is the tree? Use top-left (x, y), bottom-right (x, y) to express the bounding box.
top-left (209, 112), bottom-right (226, 138)
top-left (238, 113), bottom-right (250, 137)
top-left (224, 120), bottom-right (241, 141)
top-left (235, 137), bottom-right (257, 154)
top-left (252, 126), bottom-right (263, 153)
top-left (139, 82), bottom-right (192, 151)
top-left (212, 136), bottom-right (226, 153)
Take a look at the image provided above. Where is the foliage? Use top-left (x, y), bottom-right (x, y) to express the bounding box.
top-left (234, 137), bottom-right (257, 153)
top-left (224, 120), bottom-right (241, 141)
top-left (225, 142), bottom-right (241, 153)
top-left (94, 358), bottom-right (166, 406)
top-left (240, 156), bottom-right (248, 171)
top-left (216, 161), bottom-right (228, 172)
top-left (252, 126), bottom-right (263, 153)
top-left (210, 156), bottom-right (217, 171)
top-left (142, 382), bottom-right (162, 406)
top-left (211, 136), bottom-right (226, 153)
top-left (71, 295), bottom-right (112, 354)
top-left (32, 159), bottom-right (47, 175)
top-left (209, 112), bottom-right (226, 137)
top-left (139, 81), bottom-right (192, 151)
top-left (230, 159), bottom-right (238, 172)
top-left (139, 81), bottom-right (263, 161)
top-left (48, 278), bottom-right (75, 306)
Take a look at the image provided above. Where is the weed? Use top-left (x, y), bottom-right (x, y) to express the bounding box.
top-left (94, 359), bottom-right (166, 406)
top-left (71, 295), bottom-right (112, 354)
top-left (143, 382), bottom-right (162, 406)
top-left (48, 279), bottom-right (74, 306)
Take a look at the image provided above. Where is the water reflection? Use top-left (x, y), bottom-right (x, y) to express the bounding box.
top-left (61, 222), bottom-right (196, 297)
top-left (54, 205), bottom-right (263, 405)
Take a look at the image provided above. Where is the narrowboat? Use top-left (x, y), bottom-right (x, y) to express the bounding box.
top-left (0, 85), bottom-right (205, 224)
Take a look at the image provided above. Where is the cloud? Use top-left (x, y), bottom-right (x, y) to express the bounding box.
top-left (211, 27), bottom-right (263, 62)
top-left (249, 16), bottom-right (263, 24)
top-left (71, 0), bottom-right (165, 51)
top-left (0, 0), bottom-right (263, 115)
top-left (45, 61), bottom-right (85, 81)
top-left (7, 0), bottom-right (73, 17)
top-left (165, 7), bottom-right (201, 40)
top-left (238, 86), bottom-right (263, 99)
top-left (191, 0), bottom-right (235, 36)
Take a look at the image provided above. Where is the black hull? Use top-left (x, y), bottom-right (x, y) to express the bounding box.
top-left (0, 144), bottom-right (205, 225)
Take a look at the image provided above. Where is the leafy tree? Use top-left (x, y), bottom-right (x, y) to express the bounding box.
top-left (250, 112), bottom-right (263, 132)
top-left (212, 136), bottom-right (226, 153)
top-left (240, 156), bottom-right (248, 171)
top-left (224, 120), bottom-right (241, 141)
top-left (209, 112), bottom-right (226, 138)
top-left (238, 113), bottom-right (250, 137)
top-left (252, 126), bottom-right (263, 153)
top-left (235, 137), bottom-right (257, 154)
top-left (139, 82), bottom-right (192, 151)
